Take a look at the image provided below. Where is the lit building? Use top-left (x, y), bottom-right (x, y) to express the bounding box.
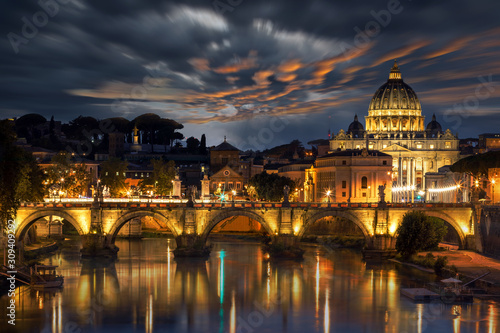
top-left (478, 133), bottom-right (500, 152)
top-left (329, 61), bottom-right (460, 201)
top-left (424, 166), bottom-right (470, 203)
top-left (304, 149), bottom-right (392, 203)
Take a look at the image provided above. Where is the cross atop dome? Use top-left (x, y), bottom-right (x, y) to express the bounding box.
top-left (389, 59), bottom-right (402, 80)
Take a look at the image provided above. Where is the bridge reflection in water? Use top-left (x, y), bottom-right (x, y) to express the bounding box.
top-left (2, 238), bottom-right (500, 332)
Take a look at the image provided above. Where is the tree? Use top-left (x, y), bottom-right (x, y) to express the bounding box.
top-left (62, 116), bottom-right (99, 141)
top-left (15, 113), bottom-right (46, 142)
top-left (450, 151), bottom-right (500, 176)
top-left (395, 211), bottom-right (448, 258)
top-left (199, 134), bottom-right (207, 154)
top-left (100, 158), bottom-right (129, 197)
top-left (186, 136), bottom-right (200, 153)
top-left (248, 172), bottom-right (296, 202)
top-left (45, 152), bottom-right (91, 197)
top-left (0, 120), bottom-right (45, 230)
top-left (139, 159), bottom-right (176, 196)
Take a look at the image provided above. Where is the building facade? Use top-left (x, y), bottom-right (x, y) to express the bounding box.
top-left (304, 149), bottom-right (392, 203)
top-left (329, 61), bottom-right (460, 201)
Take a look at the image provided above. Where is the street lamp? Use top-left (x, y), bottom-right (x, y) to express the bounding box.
top-left (492, 179), bottom-right (496, 204)
top-left (325, 189), bottom-right (331, 203)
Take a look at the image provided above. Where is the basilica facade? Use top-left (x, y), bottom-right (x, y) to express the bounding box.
top-left (329, 61), bottom-right (460, 202)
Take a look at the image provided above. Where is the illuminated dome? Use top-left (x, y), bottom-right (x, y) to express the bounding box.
top-left (368, 60), bottom-right (422, 115)
top-left (365, 60), bottom-right (425, 133)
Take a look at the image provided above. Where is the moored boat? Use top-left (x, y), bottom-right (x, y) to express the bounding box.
top-left (30, 265), bottom-right (64, 289)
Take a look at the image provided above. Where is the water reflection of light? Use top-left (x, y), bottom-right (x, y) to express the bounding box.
top-left (417, 303), bottom-right (423, 333)
top-left (489, 304), bottom-right (497, 333)
top-left (167, 242), bottom-right (171, 303)
top-left (230, 291), bottom-right (236, 333)
top-left (52, 293), bottom-right (62, 333)
top-left (387, 270), bottom-right (396, 308)
top-left (219, 250), bottom-right (226, 304)
top-left (267, 261), bottom-right (271, 307)
top-left (146, 294), bottom-right (153, 333)
top-left (316, 256), bottom-right (320, 318)
top-left (452, 305), bottom-right (460, 333)
top-left (324, 288), bottom-right (330, 333)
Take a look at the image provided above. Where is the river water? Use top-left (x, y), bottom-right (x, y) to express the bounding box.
top-left (1, 238), bottom-right (499, 333)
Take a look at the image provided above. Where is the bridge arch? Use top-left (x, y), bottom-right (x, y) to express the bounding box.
top-left (108, 210), bottom-right (179, 244)
top-left (300, 210), bottom-right (372, 245)
top-left (420, 210), bottom-right (467, 249)
top-left (201, 209), bottom-right (274, 241)
top-left (16, 210), bottom-right (85, 241)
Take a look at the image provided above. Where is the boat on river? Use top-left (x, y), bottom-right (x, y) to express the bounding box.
top-left (30, 265), bottom-right (64, 289)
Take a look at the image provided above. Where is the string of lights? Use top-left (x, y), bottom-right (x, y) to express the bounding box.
top-left (427, 184), bottom-right (461, 193)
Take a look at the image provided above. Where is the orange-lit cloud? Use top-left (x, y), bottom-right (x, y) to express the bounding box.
top-left (423, 36), bottom-right (473, 59)
top-left (371, 40), bottom-right (431, 67)
top-left (213, 51), bottom-right (258, 74)
top-left (188, 57), bottom-right (210, 71)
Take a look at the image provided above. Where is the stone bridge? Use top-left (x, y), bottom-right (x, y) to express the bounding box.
top-left (14, 200), bottom-right (479, 257)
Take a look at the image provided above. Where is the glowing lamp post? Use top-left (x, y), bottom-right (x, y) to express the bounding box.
top-left (493, 179), bottom-right (496, 204)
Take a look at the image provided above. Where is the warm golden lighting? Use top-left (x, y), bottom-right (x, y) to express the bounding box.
top-left (324, 288), bottom-right (330, 333)
top-left (389, 224), bottom-right (397, 235)
top-left (462, 225), bottom-right (469, 234)
top-left (293, 226), bottom-right (299, 235)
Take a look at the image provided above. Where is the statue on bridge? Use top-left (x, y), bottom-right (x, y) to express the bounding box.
top-left (378, 184), bottom-right (386, 207)
top-left (186, 185), bottom-right (197, 207)
top-left (283, 185), bottom-right (290, 207)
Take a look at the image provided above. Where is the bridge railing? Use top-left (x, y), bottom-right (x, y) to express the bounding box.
top-left (19, 201), bottom-right (473, 209)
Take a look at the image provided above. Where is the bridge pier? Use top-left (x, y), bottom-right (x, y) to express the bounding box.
top-left (263, 235), bottom-right (305, 259)
top-left (80, 234), bottom-right (119, 259)
top-left (362, 234), bottom-right (397, 260)
top-left (173, 234), bottom-right (211, 258)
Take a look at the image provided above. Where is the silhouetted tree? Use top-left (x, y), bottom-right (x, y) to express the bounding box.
top-left (199, 134), bottom-right (207, 154)
top-left (186, 136), bottom-right (200, 153)
top-left (0, 120), bottom-right (45, 229)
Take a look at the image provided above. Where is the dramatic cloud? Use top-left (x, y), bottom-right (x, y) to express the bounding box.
top-left (1, 0), bottom-right (500, 147)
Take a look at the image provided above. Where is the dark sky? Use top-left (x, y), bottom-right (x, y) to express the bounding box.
top-left (2, 0), bottom-right (500, 149)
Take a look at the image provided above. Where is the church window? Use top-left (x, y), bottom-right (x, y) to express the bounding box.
top-left (369, 144), bottom-right (374, 149)
top-left (430, 144), bottom-right (435, 149)
top-left (383, 160), bottom-right (387, 165)
top-left (236, 182), bottom-right (241, 190)
top-left (342, 160), bottom-right (347, 165)
top-left (356, 145), bottom-right (360, 149)
top-left (222, 157), bottom-right (228, 164)
top-left (417, 144), bottom-right (422, 149)
top-left (342, 181), bottom-right (347, 189)
top-left (445, 141), bottom-right (451, 149)
top-left (382, 144), bottom-right (387, 149)
top-left (342, 192), bottom-right (346, 197)
top-left (361, 176), bottom-right (368, 189)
